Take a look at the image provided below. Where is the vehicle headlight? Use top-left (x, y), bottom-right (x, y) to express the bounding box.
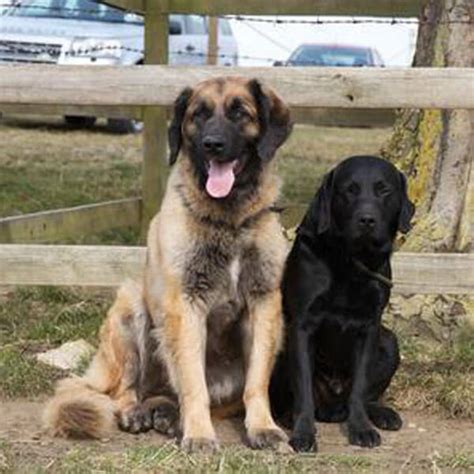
top-left (68, 39), bottom-right (122, 59)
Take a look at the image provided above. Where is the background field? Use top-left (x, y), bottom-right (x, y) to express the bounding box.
top-left (0, 116), bottom-right (473, 472)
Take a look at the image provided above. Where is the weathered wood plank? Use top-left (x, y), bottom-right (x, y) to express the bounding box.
top-left (0, 245), bottom-right (472, 294)
top-left (393, 253), bottom-right (474, 295)
top-left (0, 198), bottom-right (141, 244)
top-left (0, 245), bottom-right (146, 286)
top-left (104, 0), bottom-right (423, 16)
top-left (1, 66), bottom-right (472, 110)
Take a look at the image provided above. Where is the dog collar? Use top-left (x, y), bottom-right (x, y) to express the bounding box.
top-left (352, 258), bottom-right (393, 289)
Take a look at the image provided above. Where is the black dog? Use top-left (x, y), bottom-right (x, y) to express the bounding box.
top-left (271, 155), bottom-right (415, 452)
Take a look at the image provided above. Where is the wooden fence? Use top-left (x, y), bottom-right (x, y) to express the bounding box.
top-left (1, 245), bottom-right (473, 295)
top-left (0, 0), bottom-right (473, 294)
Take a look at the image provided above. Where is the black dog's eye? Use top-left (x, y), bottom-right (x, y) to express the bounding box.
top-left (346, 182), bottom-right (360, 195)
top-left (374, 181), bottom-right (392, 196)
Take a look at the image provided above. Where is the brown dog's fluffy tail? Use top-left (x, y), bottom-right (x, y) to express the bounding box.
top-left (43, 377), bottom-right (116, 439)
top-left (43, 280), bottom-right (147, 439)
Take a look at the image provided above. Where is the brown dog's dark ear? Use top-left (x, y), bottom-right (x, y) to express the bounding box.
top-left (248, 79), bottom-right (293, 161)
top-left (398, 171), bottom-right (415, 233)
top-left (309, 169), bottom-right (335, 235)
top-left (168, 87), bottom-right (193, 165)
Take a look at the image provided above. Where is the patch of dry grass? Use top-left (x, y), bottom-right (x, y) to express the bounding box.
top-left (388, 326), bottom-right (474, 420)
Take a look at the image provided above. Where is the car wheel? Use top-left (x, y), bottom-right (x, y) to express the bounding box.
top-left (107, 118), bottom-right (143, 134)
top-left (64, 115), bottom-right (97, 128)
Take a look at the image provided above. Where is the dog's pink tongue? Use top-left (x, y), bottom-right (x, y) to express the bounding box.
top-left (206, 160), bottom-right (236, 198)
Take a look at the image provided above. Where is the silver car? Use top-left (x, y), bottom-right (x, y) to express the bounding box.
top-left (0, 0), bottom-right (238, 132)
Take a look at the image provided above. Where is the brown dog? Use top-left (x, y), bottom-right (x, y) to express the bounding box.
top-left (44, 77), bottom-right (293, 452)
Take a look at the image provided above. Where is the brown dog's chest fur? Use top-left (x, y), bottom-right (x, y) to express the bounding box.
top-left (145, 161), bottom-right (287, 407)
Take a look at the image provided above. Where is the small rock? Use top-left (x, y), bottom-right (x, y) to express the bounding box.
top-left (418, 427), bottom-right (427, 433)
top-left (35, 339), bottom-right (95, 371)
top-left (408, 423), bottom-right (417, 429)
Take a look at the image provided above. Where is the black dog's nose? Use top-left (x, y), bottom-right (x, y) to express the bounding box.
top-left (358, 214), bottom-right (376, 229)
top-left (203, 136), bottom-right (225, 154)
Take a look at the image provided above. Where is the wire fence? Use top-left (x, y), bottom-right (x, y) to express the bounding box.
top-left (0, 40), bottom-right (274, 63)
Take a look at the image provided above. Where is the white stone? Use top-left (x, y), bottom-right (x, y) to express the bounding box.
top-left (35, 339), bottom-right (95, 371)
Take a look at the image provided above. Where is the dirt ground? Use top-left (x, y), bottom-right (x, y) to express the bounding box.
top-left (1, 400), bottom-right (473, 473)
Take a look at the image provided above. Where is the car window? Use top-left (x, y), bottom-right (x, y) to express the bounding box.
top-left (219, 19), bottom-right (233, 36)
top-left (290, 46), bottom-right (371, 66)
top-left (185, 14), bottom-right (206, 35)
top-left (5, 0), bottom-right (143, 23)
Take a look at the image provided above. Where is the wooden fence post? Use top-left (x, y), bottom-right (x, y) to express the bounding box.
top-left (207, 17), bottom-right (218, 65)
top-left (141, 0), bottom-right (169, 237)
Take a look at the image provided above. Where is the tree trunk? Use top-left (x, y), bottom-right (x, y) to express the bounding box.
top-left (382, 0), bottom-right (473, 252)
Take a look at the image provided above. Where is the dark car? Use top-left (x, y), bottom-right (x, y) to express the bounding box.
top-left (278, 43), bottom-right (385, 67)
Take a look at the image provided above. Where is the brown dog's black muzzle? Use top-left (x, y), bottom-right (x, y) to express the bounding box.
top-left (203, 135), bottom-right (225, 155)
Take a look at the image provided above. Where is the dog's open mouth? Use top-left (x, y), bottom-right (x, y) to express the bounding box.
top-left (205, 159), bottom-right (238, 199)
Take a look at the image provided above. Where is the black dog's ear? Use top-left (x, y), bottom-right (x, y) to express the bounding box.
top-left (248, 79), bottom-right (293, 161)
top-left (168, 87), bottom-right (193, 165)
top-left (310, 169), bottom-right (335, 235)
top-left (398, 171), bottom-right (415, 233)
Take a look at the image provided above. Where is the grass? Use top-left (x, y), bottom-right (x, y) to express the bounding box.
top-left (1, 440), bottom-right (473, 473)
top-left (0, 441), bottom-right (380, 473)
top-left (388, 327), bottom-right (474, 419)
top-left (0, 286), bottom-right (110, 398)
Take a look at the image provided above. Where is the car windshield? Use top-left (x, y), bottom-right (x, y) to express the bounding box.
top-left (5, 0), bottom-right (143, 23)
top-left (290, 45), bottom-right (370, 66)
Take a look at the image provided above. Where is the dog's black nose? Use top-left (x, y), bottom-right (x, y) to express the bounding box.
top-left (203, 136), bottom-right (225, 154)
top-left (358, 214), bottom-right (376, 229)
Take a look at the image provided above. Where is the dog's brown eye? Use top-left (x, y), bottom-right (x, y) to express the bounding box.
top-left (193, 104), bottom-right (212, 120)
top-left (228, 107), bottom-right (249, 121)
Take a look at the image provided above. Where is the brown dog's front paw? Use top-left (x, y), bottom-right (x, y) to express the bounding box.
top-left (118, 405), bottom-right (153, 434)
top-left (152, 400), bottom-right (179, 437)
top-left (248, 428), bottom-right (290, 451)
top-left (181, 437), bottom-right (219, 454)
top-left (348, 424), bottom-right (381, 448)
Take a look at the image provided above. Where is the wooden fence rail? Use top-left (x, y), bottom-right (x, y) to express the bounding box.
top-left (0, 198), bottom-right (141, 244)
top-left (1, 66), bottom-right (473, 110)
top-left (105, 0), bottom-right (423, 16)
top-left (0, 245), bottom-right (472, 295)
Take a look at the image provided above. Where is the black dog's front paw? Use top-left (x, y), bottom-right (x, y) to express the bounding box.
top-left (367, 404), bottom-right (402, 431)
top-left (348, 424), bottom-right (381, 448)
top-left (290, 431), bottom-right (317, 452)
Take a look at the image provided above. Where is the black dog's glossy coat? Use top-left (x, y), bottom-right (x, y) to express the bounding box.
top-left (271, 155), bottom-right (415, 452)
